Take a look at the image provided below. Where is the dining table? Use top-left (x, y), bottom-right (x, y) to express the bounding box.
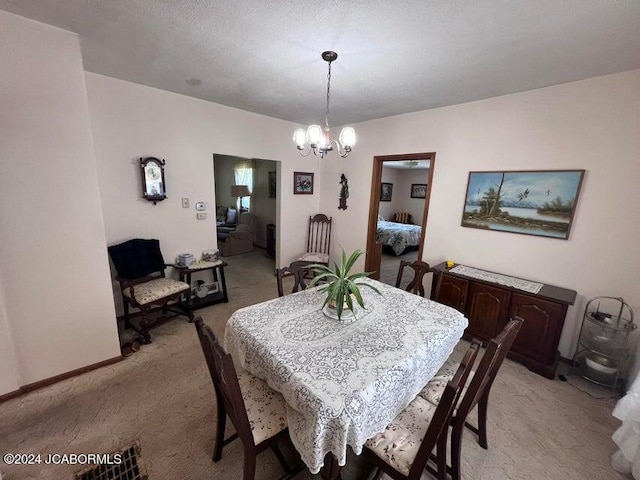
top-left (224, 278), bottom-right (468, 479)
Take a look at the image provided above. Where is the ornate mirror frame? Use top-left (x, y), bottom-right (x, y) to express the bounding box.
top-left (140, 157), bottom-right (166, 204)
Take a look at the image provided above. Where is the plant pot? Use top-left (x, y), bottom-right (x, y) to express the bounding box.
top-left (322, 303), bottom-right (356, 320)
top-left (324, 295), bottom-right (358, 320)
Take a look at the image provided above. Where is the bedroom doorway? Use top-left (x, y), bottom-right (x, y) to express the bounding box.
top-left (364, 152), bottom-right (436, 286)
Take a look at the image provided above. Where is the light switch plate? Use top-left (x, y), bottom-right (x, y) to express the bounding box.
top-left (197, 212), bottom-right (207, 220)
top-left (181, 198), bottom-right (189, 208)
top-left (195, 202), bottom-right (206, 211)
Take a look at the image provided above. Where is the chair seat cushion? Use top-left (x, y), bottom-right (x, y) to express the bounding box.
top-left (418, 359), bottom-right (473, 407)
top-left (365, 396), bottom-right (437, 476)
top-left (237, 371), bottom-right (288, 445)
top-left (123, 278), bottom-right (190, 305)
top-left (297, 252), bottom-right (329, 263)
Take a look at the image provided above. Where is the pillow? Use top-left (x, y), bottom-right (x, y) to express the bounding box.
top-left (377, 215), bottom-right (385, 222)
top-left (226, 208), bottom-right (237, 224)
top-left (394, 212), bottom-right (412, 224)
top-left (216, 206), bottom-right (228, 223)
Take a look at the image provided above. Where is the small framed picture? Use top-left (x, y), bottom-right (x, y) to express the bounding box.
top-left (268, 171), bottom-right (276, 198)
top-left (294, 172), bottom-right (314, 195)
top-left (410, 184), bottom-right (427, 199)
top-left (380, 182), bottom-right (393, 202)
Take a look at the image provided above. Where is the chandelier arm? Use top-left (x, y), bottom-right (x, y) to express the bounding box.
top-left (296, 146), bottom-right (312, 157)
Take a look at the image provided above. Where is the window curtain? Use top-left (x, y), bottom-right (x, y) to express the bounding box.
top-left (233, 160), bottom-right (254, 211)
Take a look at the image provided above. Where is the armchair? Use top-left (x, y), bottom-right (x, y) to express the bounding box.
top-left (219, 212), bottom-right (257, 256)
top-left (107, 238), bottom-right (193, 344)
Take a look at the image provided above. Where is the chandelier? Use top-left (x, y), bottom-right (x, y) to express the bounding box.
top-left (293, 51), bottom-right (356, 158)
top-left (404, 160), bottom-right (419, 168)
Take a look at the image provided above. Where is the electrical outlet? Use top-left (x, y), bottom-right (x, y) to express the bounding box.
top-left (195, 202), bottom-right (206, 211)
top-left (181, 198), bottom-right (189, 208)
top-left (197, 212), bottom-right (207, 220)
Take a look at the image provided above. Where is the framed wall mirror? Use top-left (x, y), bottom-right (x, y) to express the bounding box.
top-left (140, 157), bottom-right (166, 204)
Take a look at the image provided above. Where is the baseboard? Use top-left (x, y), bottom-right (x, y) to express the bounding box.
top-left (0, 355), bottom-right (123, 404)
top-left (0, 389), bottom-right (22, 403)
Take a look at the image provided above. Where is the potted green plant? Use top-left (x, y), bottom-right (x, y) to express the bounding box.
top-left (309, 248), bottom-right (380, 319)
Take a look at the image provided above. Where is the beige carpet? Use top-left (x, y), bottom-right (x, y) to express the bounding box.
top-left (0, 250), bottom-right (626, 480)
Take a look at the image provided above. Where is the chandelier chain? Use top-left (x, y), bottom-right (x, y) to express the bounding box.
top-left (325, 60), bottom-right (332, 130)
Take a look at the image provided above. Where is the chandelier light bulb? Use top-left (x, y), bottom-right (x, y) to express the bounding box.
top-left (293, 128), bottom-right (306, 148)
top-left (339, 127), bottom-right (356, 149)
top-left (306, 125), bottom-right (323, 145)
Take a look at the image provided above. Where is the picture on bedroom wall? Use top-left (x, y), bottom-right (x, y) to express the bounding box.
top-left (410, 184), bottom-right (427, 198)
top-left (461, 170), bottom-right (585, 239)
top-left (380, 182), bottom-right (393, 202)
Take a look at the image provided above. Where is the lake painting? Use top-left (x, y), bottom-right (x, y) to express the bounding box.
top-left (461, 170), bottom-right (585, 239)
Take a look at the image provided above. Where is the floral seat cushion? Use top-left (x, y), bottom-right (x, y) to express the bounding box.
top-left (365, 396), bottom-right (437, 476)
top-left (123, 278), bottom-right (190, 305)
top-left (418, 359), bottom-right (473, 406)
top-left (237, 370), bottom-right (288, 445)
top-left (297, 252), bottom-right (329, 263)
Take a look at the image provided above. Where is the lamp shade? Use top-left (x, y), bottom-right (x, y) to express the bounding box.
top-left (231, 185), bottom-right (251, 197)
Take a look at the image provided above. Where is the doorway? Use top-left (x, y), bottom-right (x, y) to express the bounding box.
top-left (364, 152), bottom-right (436, 285)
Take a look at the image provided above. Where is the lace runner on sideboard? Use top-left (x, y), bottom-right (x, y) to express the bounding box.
top-left (449, 265), bottom-right (543, 294)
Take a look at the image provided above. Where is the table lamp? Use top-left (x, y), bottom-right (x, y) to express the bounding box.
top-left (231, 184), bottom-right (251, 212)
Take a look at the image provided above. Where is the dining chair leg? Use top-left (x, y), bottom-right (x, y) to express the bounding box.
top-left (371, 468), bottom-right (384, 480)
top-left (213, 406), bottom-right (227, 462)
top-left (477, 392), bottom-right (489, 449)
top-left (271, 443), bottom-right (291, 471)
top-left (449, 422), bottom-right (464, 480)
top-left (436, 430), bottom-right (448, 480)
top-left (243, 447), bottom-right (257, 480)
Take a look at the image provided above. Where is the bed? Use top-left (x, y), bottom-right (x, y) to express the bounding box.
top-left (376, 219), bottom-right (422, 256)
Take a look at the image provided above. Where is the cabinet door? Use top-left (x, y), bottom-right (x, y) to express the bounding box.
top-left (435, 274), bottom-right (468, 312)
top-left (508, 293), bottom-right (564, 364)
top-left (466, 283), bottom-right (511, 342)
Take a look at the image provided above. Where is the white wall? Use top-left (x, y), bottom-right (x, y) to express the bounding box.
top-left (85, 73), bottom-right (321, 300)
top-left (379, 167), bottom-right (429, 223)
top-left (319, 69), bottom-right (640, 357)
top-left (0, 279), bottom-right (19, 394)
top-left (0, 11), bottom-right (121, 391)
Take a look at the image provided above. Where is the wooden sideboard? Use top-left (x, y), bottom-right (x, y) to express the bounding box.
top-left (431, 262), bottom-right (577, 379)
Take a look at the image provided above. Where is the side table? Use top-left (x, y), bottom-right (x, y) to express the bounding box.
top-left (172, 261), bottom-right (229, 312)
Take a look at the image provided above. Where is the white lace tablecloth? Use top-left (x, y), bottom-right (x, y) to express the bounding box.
top-left (224, 278), bottom-right (468, 474)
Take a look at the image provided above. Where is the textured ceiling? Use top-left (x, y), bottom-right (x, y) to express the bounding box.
top-left (2, 1), bottom-right (640, 126)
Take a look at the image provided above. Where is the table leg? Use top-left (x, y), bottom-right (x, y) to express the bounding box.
top-left (219, 266), bottom-right (229, 303)
top-left (320, 452), bottom-right (342, 480)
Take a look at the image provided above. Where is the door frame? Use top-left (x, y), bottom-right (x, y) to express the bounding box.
top-left (364, 152), bottom-right (436, 274)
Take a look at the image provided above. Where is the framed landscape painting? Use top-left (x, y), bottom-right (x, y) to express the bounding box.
top-left (461, 170), bottom-right (585, 239)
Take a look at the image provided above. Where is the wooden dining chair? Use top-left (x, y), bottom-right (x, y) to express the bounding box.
top-left (395, 260), bottom-right (433, 297)
top-left (364, 341), bottom-right (481, 480)
top-left (420, 317), bottom-right (524, 480)
top-left (194, 318), bottom-right (303, 480)
top-left (295, 214), bottom-right (332, 266)
top-left (276, 261), bottom-right (314, 297)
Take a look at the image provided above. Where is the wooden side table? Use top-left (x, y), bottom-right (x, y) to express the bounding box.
top-left (172, 261), bottom-right (229, 312)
